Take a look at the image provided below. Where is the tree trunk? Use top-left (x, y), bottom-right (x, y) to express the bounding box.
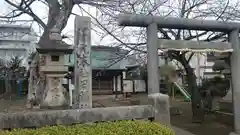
top-left (5, 72), bottom-right (13, 98)
top-left (185, 67), bottom-right (204, 123)
top-left (27, 55), bottom-right (38, 108)
top-left (4, 79), bottom-right (9, 94)
top-left (166, 79), bottom-right (172, 96)
top-left (26, 0), bottom-right (73, 109)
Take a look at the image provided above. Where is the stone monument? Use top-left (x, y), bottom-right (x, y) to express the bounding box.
top-left (36, 40), bottom-right (73, 108)
top-left (73, 16), bottom-right (92, 108)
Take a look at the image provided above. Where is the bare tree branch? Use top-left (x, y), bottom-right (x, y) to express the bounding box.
top-left (187, 52), bottom-right (194, 63)
top-left (77, 4), bottom-right (146, 53)
top-left (4, 0), bottom-right (47, 29)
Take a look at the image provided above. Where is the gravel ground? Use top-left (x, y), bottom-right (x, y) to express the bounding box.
top-left (0, 94), bottom-right (232, 135)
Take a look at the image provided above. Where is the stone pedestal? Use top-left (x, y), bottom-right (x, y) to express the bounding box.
top-left (41, 74), bottom-right (68, 108)
top-left (148, 93), bottom-right (170, 125)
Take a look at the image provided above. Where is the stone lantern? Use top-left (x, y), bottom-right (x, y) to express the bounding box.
top-left (36, 40), bottom-right (73, 108)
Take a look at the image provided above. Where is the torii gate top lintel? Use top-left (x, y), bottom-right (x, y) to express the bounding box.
top-left (118, 14), bottom-right (240, 32)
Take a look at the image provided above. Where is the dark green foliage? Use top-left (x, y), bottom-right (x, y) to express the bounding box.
top-left (0, 56), bottom-right (25, 79)
top-left (0, 120), bottom-right (174, 135)
top-left (199, 76), bottom-right (230, 97)
top-left (0, 56), bottom-right (26, 96)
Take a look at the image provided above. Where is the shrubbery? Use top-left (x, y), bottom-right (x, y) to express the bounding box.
top-left (0, 120), bottom-right (174, 135)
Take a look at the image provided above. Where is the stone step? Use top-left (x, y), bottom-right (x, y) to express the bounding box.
top-left (219, 100), bottom-right (233, 113)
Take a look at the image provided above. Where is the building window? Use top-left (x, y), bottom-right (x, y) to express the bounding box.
top-left (51, 55), bottom-right (59, 62)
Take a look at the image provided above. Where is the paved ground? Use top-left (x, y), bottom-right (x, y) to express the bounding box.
top-left (93, 94), bottom-right (232, 135)
top-left (170, 99), bottom-right (232, 135)
top-left (0, 94), bottom-right (233, 135)
top-left (171, 126), bottom-right (195, 135)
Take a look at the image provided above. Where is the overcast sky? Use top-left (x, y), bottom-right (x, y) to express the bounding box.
top-left (0, 1), bottom-right (113, 46)
top-left (0, 0), bottom-right (236, 48)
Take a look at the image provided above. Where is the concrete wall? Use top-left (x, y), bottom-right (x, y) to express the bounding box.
top-left (173, 53), bottom-right (216, 84)
top-left (123, 80), bottom-right (133, 93)
top-left (0, 93), bottom-right (170, 128)
top-left (189, 53), bottom-right (216, 80)
top-left (134, 80), bottom-right (146, 92)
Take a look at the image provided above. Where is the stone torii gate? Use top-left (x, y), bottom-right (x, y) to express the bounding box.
top-left (118, 14), bottom-right (240, 135)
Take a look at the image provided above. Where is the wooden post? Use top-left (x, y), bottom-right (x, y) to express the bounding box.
top-left (74, 16), bottom-right (92, 108)
top-left (147, 23), bottom-right (160, 94)
top-left (121, 72), bottom-right (124, 94)
top-left (229, 29), bottom-right (240, 134)
top-left (114, 75), bottom-right (117, 98)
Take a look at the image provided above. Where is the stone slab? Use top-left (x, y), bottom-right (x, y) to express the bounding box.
top-left (148, 93), bottom-right (170, 125)
top-left (37, 42), bottom-right (73, 54)
top-left (0, 105), bottom-right (153, 129)
top-left (229, 132), bottom-right (240, 135)
top-left (172, 126), bottom-right (196, 135)
top-left (40, 66), bottom-right (68, 73)
top-left (171, 126), bottom-right (195, 135)
top-left (158, 39), bottom-right (232, 50)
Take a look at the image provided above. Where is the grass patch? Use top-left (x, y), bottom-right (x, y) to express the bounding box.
top-left (0, 120), bottom-right (174, 135)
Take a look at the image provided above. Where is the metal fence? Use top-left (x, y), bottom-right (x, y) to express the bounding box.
top-left (0, 79), bottom-right (28, 96)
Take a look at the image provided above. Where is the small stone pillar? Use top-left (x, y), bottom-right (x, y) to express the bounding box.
top-left (36, 43), bottom-right (73, 108)
top-left (148, 93), bottom-right (170, 126)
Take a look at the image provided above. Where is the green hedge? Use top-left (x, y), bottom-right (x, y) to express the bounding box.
top-left (0, 120), bottom-right (174, 135)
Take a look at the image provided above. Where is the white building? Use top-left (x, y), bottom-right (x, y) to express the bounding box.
top-left (189, 53), bottom-right (213, 81)
top-left (0, 24), bottom-right (37, 68)
top-left (160, 52), bottom-right (216, 85)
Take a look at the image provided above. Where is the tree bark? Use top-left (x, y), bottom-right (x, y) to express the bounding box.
top-left (185, 65), bottom-right (204, 123)
top-left (27, 54), bottom-right (39, 108)
top-left (4, 79), bottom-right (9, 94)
top-left (172, 52), bottom-right (204, 123)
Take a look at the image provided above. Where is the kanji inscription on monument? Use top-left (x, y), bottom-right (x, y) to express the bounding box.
top-left (74, 16), bottom-right (92, 108)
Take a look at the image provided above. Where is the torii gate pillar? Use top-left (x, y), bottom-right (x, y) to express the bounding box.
top-left (147, 23), bottom-right (160, 94)
top-left (229, 29), bottom-right (240, 134)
